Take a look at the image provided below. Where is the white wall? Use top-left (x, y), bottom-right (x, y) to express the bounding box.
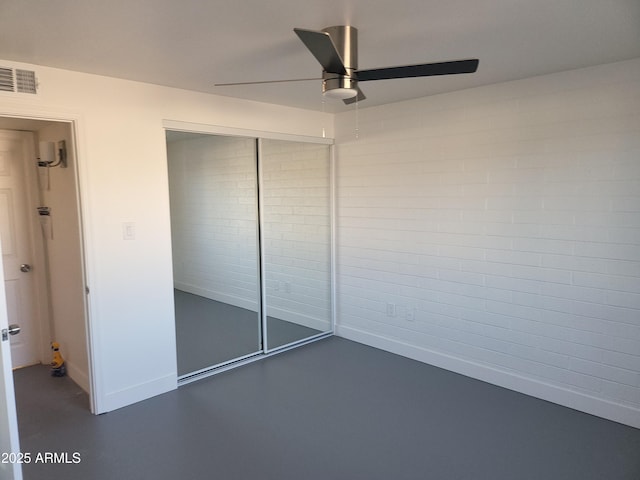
top-left (335, 58), bottom-right (640, 428)
top-left (0, 59), bottom-right (333, 413)
top-left (36, 122), bottom-right (89, 391)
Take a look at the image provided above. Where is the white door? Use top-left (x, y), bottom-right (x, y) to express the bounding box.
top-left (0, 237), bottom-right (23, 480)
top-left (0, 130), bottom-right (40, 368)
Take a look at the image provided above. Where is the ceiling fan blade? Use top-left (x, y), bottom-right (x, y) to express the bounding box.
top-left (215, 77), bottom-right (321, 87)
top-left (294, 28), bottom-right (347, 75)
top-left (342, 86), bottom-right (367, 105)
top-left (356, 59), bottom-right (479, 81)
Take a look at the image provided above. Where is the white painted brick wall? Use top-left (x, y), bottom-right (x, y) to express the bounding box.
top-left (334, 59), bottom-right (640, 427)
top-left (167, 135), bottom-right (260, 310)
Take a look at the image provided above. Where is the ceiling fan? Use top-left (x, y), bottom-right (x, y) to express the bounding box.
top-left (215, 25), bottom-right (479, 105)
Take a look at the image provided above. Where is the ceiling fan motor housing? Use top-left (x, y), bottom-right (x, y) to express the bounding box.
top-left (322, 25), bottom-right (359, 98)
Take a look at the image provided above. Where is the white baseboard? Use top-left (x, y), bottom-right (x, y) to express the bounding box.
top-left (65, 360), bottom-right (90, 393)
top-left (268, 306), bottom-right (331, 332)
top-left (174, 282), bottom-right (258, 312)
top-left (175, 282), bottom-right (330, 332)
top-left (100, 373), bottom-right (176, 413)
top-left (336, 324), bottom-right (640, 429)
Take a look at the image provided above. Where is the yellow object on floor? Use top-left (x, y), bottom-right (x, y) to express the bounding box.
top-left (50, 341), bottom-right (66, 377)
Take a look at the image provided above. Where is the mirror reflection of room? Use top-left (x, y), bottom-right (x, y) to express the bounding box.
top-left (167, 133), bottom-right (261, 375)
top-left (261, 139), bottom-right (332, 350)
top-left (166, 132), bottom-right (333, 377)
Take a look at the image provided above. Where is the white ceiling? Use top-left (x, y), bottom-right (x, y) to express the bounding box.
top-left (0, 0), bottom-right (639, 112)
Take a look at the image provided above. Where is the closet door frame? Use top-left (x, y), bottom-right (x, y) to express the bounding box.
top-left (163, 121), bottom-right (334, 385)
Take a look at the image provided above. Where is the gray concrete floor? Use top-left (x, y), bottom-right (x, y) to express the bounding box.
top-left (14, 337), bottom-right (640, 480)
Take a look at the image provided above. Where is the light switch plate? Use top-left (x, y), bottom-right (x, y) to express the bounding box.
top-left (123, 222), bottom-right (136, 240)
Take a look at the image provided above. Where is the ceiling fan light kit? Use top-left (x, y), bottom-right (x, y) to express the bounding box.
top-left (322, 73), bottom-right (358, 99)
top-left (216, 25), bottom-right (479, 106)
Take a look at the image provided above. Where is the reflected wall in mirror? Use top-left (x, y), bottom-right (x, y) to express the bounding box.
top-left (261, 139), bottom-right (332, 350)
top-left (167, 132), bottom-right (261, 375)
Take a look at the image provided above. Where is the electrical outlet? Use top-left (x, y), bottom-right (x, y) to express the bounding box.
top-left (405, 307), bottom-right (415, 322)
top-left (386, 303), bottom-right (396, 317)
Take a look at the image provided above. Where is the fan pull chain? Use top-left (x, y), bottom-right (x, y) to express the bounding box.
top-left (322, 95), bottom-right (326, 138)
top-left (355, 96), bottom-right (359, 139)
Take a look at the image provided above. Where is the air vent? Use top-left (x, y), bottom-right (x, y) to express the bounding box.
top-left (16, 69), bottom-right (37, 93)
top-left (0, 67), bottom-right (37, 94)
top-left (0, 67), bottom-right (14, 92)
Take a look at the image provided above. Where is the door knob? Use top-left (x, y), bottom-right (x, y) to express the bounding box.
top-left (20, 264), bottom-right (31, 273)
top-left (1, 324), bottom-right (20, 341)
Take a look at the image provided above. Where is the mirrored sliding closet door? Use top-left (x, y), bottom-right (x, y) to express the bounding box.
top-left (166, 129), bottom-right (333, 379)
top-left (260, 139), bottom-right (332, 351)
top-left (167, 133), bottom-right (262, 376)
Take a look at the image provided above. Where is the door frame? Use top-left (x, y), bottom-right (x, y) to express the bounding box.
top-left (0, 109), bottom-right (97, 414)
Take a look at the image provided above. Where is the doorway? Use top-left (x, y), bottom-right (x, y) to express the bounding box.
top-left (0, 117), bottom-right (91, 411)
top-left (166, 127), bottom-right (334, 380)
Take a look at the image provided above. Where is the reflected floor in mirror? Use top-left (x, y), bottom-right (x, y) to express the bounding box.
top-left (174, 290), bottom-right (321, 375)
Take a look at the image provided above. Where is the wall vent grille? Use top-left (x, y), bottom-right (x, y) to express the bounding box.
top-left (0, 67), bottom-right (14, 92)
top-left (0, 67), bottom-right (37, 94)
top-left (16, 69), bottom-right (37, 93)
